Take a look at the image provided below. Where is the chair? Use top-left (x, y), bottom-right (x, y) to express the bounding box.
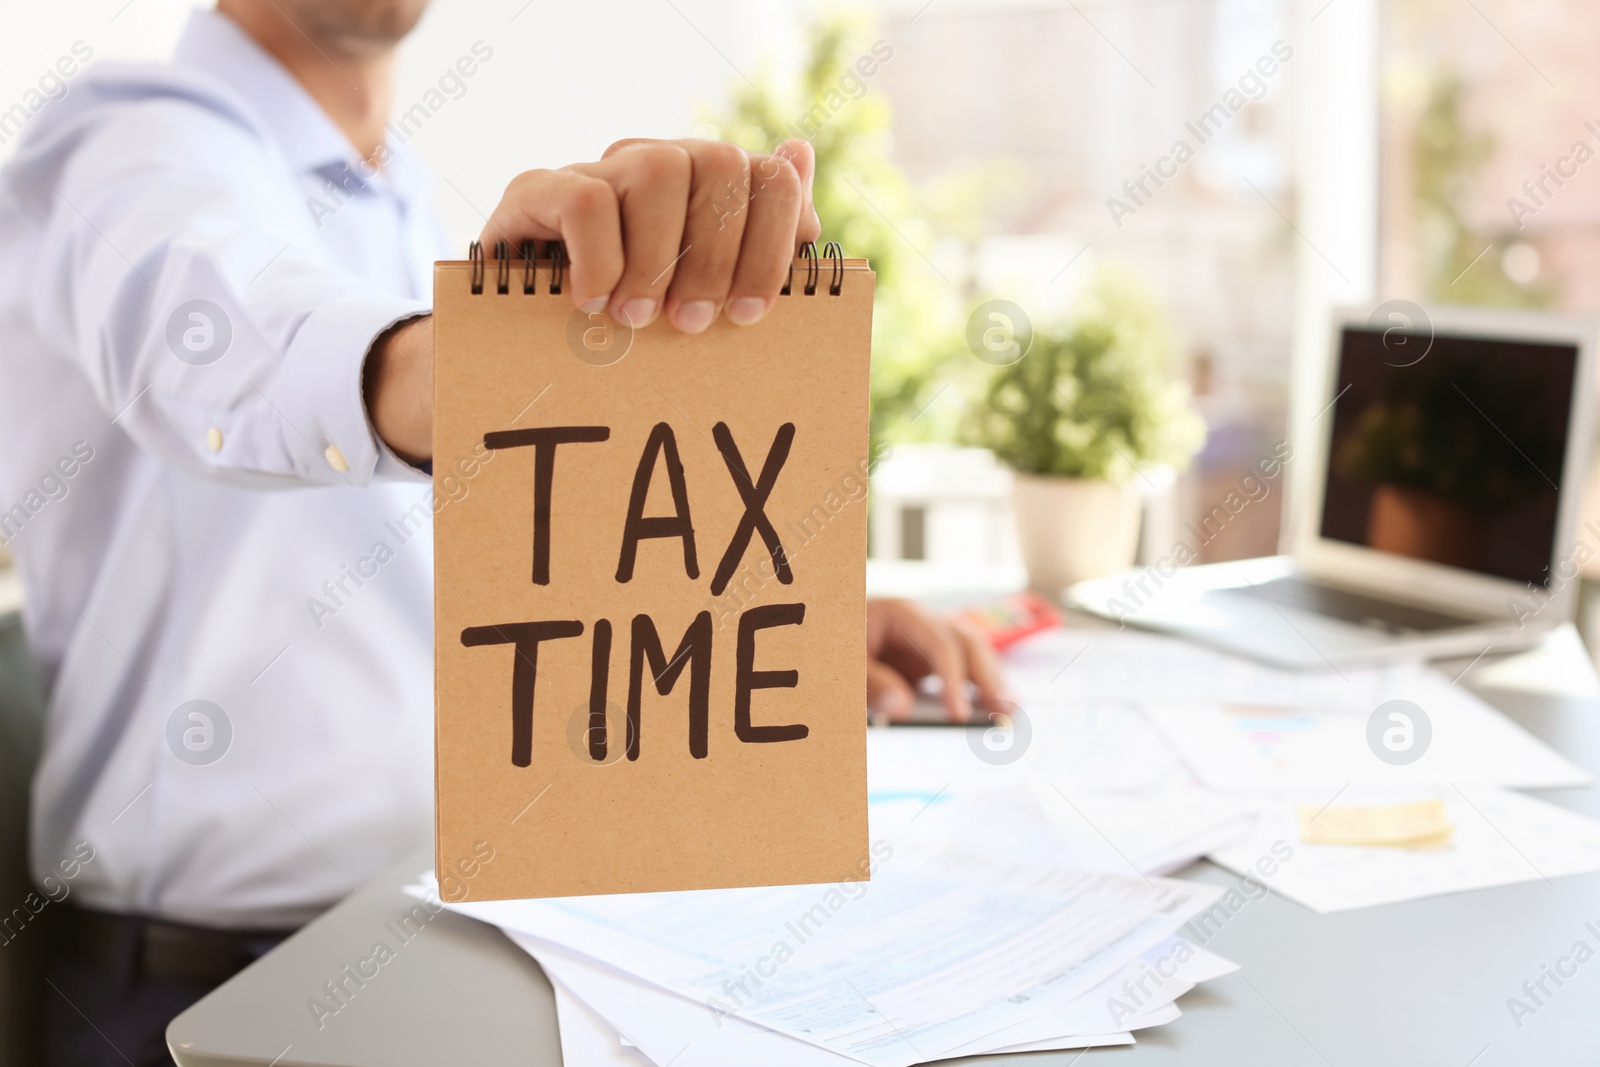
top-left (0, 599), bottom-right (49, 1067)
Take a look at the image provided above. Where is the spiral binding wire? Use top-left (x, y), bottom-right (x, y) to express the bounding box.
top-left (550, 243), bottom-right (567, 295)
top-left (799, 242), bottom-right (819, 296)
top-left (468, 239), bottom-right (485, 294)
top-left (494, 240), bottom-right (510, 294)
top-left (822, 241), bottom-right (844, 296)
top-left (468, 239), bottom-right (844, 297)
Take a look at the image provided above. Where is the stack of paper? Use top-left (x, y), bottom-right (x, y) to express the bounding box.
top-left (412, 845), bottom-right (1238, 1065)
top-left (526, 929), bottom-right (1238, 1066)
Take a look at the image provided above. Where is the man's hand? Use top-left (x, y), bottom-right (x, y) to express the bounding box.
top-left (366, 137), bottom-right (823, 465)
top-left (482, 136), bottom-right (821, 332)
top-left (867, 598), bottom-right (1010, 723)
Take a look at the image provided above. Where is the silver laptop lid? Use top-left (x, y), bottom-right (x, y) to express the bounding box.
top-left (1296, 304), bottom-right (1597, 624)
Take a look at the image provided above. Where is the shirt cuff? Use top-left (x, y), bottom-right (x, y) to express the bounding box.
top-left (275, 296), bottom-right (431, 486)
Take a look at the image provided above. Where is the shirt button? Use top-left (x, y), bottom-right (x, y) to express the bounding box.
top-left (324, 444), bottom-right (349, 472)
top-left (206, 427), bottom-right (223, 452)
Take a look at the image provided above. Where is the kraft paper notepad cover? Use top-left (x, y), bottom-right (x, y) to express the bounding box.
top-left (433, 251), bottom-right (874, 900)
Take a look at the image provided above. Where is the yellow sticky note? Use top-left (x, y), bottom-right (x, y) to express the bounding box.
top-left (1296, 799), bottom-right (1454, 847)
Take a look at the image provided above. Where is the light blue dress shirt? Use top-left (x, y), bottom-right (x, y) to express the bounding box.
top-left (0, 9), bottom-right (448, 927)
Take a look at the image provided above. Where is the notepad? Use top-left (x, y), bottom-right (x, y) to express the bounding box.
top-left (431, 242), bottom-right (875, 899)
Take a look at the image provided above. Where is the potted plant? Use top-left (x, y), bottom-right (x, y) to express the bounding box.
top-left (965, 276), bottom-right (1205, 595)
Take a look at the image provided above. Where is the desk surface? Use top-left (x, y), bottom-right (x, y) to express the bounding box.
top-left (168, 627), bottom-right (1600, 1066)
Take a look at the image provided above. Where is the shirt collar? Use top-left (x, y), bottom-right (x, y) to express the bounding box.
top-left (171, 8), bottom-right (433, 203)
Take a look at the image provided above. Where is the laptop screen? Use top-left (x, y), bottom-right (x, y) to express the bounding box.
top-left (1320, 326), bottom-right (1577, 588)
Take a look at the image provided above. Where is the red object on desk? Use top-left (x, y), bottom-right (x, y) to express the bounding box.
top-left (959, 591), bottom-right (1062, 650)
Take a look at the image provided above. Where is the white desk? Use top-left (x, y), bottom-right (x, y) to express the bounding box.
top-left (166, 623), bottom-right (1600, 1065)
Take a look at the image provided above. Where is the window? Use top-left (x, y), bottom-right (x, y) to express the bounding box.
top-left (869, 0), bottom-right (1305, 566)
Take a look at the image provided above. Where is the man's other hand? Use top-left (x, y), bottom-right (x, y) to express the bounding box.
top-left (866, 598), bottom-right (1010, 723)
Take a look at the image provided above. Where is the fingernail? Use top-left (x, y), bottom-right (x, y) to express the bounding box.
top-left (725, 297), bottom-right (767, 326)
top-left (674, 299), bottom-right (717, 334)
top-left (618, 298), bottom-right (656, 328)
top-left (578, 296), bottom-right (608, 314)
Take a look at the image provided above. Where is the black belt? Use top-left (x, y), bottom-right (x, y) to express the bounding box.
top-left (59, 903), bottom-right (296, 985)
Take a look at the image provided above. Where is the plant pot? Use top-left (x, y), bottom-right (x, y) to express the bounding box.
top-left (1365, 483), bottom-right (1483, 570)
top-left (1011, 473), bottom-right (1142, 596)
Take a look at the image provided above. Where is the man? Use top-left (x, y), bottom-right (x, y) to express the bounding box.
top-left (0, 1), bottom-right (1006, 1062)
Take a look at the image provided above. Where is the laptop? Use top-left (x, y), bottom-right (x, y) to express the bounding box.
top-left (1068, 304), bottom-right (1598, 668)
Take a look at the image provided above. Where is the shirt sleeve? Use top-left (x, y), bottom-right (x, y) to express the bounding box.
top-left (24, 93), bottom-right (430, 489)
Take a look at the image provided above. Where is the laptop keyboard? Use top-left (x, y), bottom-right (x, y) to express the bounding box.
top-left (1213, 575), bottom-right (1477, 635)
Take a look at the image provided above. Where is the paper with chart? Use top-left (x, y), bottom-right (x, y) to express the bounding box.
top-left (1005, 629), bottom-right (1586, 789)
top-left (1027, 780), bottom-right (1255, 874)
top-left (866, 727), bottom-right (1251, 875)
top-left (438, 843), bottom-right (1223, 1067)
top-left (1209, 785), bottom-right (1600, 911)
top-left (870, 776), bottom-right (1252, 878)
top-left (865, 712), bottom-right (1180, 797)
top-left (1142, 669), bottom-right (1589, 789)
top-left (1002, 627), bottom-right (1417, 710)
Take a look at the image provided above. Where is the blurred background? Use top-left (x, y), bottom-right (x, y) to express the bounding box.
top-left (0, 0), bottom-right (1592, 627)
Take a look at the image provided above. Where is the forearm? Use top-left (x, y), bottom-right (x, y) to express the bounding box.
top-left (365, 315), bottom-right (434, 466)
top-left (19, 103), bottom-right (435, 489)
